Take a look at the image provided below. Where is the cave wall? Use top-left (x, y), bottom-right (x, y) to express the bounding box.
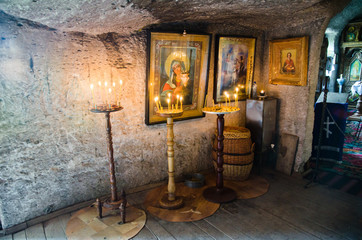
top-left (0, 13), bottom-right (266, 228)
top-left (0, 0), bottom-right (348, 229)
top-left (262, 18), bottom-right (336, 171)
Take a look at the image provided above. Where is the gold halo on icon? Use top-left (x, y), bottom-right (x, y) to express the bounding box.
top-left (165, 50), bottom-right (190, 77)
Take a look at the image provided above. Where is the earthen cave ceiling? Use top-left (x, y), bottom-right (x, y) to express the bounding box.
top-left (0, 0), bottom-right (349, 35)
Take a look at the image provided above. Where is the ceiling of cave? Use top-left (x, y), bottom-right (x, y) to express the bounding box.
top-left (0, 0), bottom-right (351, 35)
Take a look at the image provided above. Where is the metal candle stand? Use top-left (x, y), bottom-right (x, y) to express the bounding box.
top-left (91, 106), bottom-right (127, 222)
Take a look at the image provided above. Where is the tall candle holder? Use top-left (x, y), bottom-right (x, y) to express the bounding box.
top-left (202, 105), bottom-right (240, 203)
top-left (91, 106), bottom-right (124, 209)
top-left (156, 108), bottom-right (184, 209)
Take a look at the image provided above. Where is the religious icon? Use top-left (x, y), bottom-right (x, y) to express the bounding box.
top-left (214, 36), bottom-right (256, 102)
top-left (269, 36), bottom-right (309, 86)
top-left (281, 49), bottom-right (297, 74)
top-left (146, 32), bottom-right (211, 125)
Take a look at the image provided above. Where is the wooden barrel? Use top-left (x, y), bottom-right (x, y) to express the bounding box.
top-left (212, 126), bottom-right (254, 181)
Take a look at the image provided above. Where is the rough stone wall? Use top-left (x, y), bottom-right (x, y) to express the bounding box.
top-left (261, 18), bottom-right (331, 172)
top-left (0, 14), bottom-right (256, 228)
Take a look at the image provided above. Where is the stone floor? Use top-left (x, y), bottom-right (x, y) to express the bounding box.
top-left (1, 170), bottom-right (361, 240)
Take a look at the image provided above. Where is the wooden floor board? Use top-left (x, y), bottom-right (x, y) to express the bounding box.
top-left (12, 230), bottom-right (25, 240)
top-left (156, 218), bottom-right (214, 240)
top-left (4, 170), bottom-right (361, 240)
top-left (202, 207), bottom-right (253, 240)
top-left (131, 225), bottom-right (157, 240)
top-left (0, 235), bottom-right (12, 240)
top-left (192, 219), bottom-right (232, 240)
top-left (43, 214), bottom-right (70, 240)
top-left (243, 173), bottom-right (360, 239)
top-left (144, 215), bottom-right (176, 240)
top-left (25, 223), bottom-right (46, 240)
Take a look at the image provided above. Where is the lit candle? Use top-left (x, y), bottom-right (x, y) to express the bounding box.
top-left (112, 82), bottom-right (117, 106)
top-left (90, 84), bottom-right (95, 108)
top-left (234, 94), bottom-right (237, 107)
top-left (119, 79), bottom-right (123, 106)
top-left (167, 98), bottom-right (171, 110)
top-left (108, 88), bottom-right (112, 109)
top-left (260, 90), bottom-right (265, 96)
top-left (224, 91), bottom-right (228, 107)
top-left (154, 96), bottom-right (160, 111)
top-left (180, 96), bottom-right (183, 111)
top-left (104, 81), bottom-right (108, 105)
top-left (235, 87), bottom-right (239, 106)
top-left (98, 81), bottom-right (102, 105)
top-left (176, 95), bottom-right (180, 110)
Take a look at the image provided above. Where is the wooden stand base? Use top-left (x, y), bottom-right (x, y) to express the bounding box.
top-left (65, 204), bottom-right (145, 240)
top-left (103, 198), bottom-right (123, 210)
top-left (224, 175), bottom-right (269, 199)
top-left (159, 195), bottom-right (184, 210)
top-left (203, 186), bottom-right (236, 203)
top-left (145, 182), bottom-right (219, 222)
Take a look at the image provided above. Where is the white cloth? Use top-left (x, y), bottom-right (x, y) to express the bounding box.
top-left (351, 81), bottom-right (362, 95)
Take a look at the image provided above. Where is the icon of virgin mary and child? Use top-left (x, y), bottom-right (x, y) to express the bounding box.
top-left (161, 57), bottom-right (191, 104)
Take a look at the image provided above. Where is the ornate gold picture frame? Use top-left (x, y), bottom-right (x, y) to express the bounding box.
top-left (269, 36), bottom-right (309, 86)
top-left (214, 36), bottom-right (256, 102)
top-left (146, 32), bottom-right (211, 125)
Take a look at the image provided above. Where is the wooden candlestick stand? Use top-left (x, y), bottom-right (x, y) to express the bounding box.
top-left (91, 106), bottom-right (124, 210)
top-left (202, 108), bottom-right (239, 203)
top-left (66, 106), bottom-right (147, 240)
top-left (157, 111), bottom-right (184, 209)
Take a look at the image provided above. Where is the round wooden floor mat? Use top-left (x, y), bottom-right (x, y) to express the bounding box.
top-left (144, 182), bottom-right (220, 222)
top-left (65, 204), bottom-right (146, 240)
top-left (206, 174), bottom-right (270, 199)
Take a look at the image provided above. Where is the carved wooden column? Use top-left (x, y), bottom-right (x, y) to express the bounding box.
top-left (156, 111), bottom-right (184, 209)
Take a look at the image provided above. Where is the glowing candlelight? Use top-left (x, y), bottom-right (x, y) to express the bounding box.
top-left (154, 96), bottom-right (160, 111)
top-left (224, 91), bottom-right (228, 107)
top-left (235, 87), bottom-right (239, 106)
top-left (118, 79), bottom-right (123, 106)
top-left (234, 94), bottom-right (237, 107)
top-left (108, 88), bottom-right (112, 109)
top-left (260, 90), bottom-right (265, 96)
top-left (176, 94), bottom-right (180, 110)
top-left (180, 96), bottom-right (183, 111)
top-left (167, 98), bottom-right (171, 110)
top-left (104, 81), bottom-right (108, 105)
top-left (90, 84), bottom-right (95, 108)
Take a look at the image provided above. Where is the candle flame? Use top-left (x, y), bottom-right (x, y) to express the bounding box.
top-left (177, 94), bottom-right (180, 99)
top-left (98, 81), bottom-right (101, 86)
top-left (236, 87), bottom-right (239, 92)
top-left (113, 82), bottom-right (116, 87)
top-left (241, 85), bottom-right (245, 89)
top-left (120, 80), bottom-right (123, 85)
top-left (154, 96), bottom-right (159, 102)
top-left (90, 84), bottom-right (94, 90)
top-left (108, 88), bottom-right (112, 93)
top-left (168, 93), bottom-right (171, 98)
top-left (167, 98), bottom-right (170, 103)
top-left (234, 93), bottom-right (237, 99)
top-left (180, 96), bottom-right (183, 101)
top-left (105, 82), bottom-right (108, 87)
